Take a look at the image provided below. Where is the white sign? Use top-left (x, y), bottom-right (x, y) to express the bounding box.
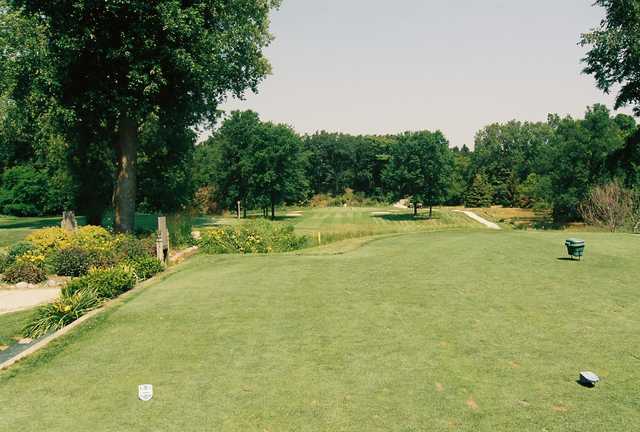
top-left (138, 384), bottom-right (153, 401)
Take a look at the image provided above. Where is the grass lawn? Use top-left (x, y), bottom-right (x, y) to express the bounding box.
top-left (0, 309), bottom-right (33, 350)
top-left (0, 215), bottom-right (63, 248)
top-left (1, 229), bottom-right (638, 430)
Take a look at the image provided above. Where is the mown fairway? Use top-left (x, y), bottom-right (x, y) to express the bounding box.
top-left (1, 229), bottom-right (638, 431)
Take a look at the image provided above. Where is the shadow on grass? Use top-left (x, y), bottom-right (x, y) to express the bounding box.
top-left (234, 215), bottom-right (303, 223)
top-left (373, 213), bottom-right (438, 222)
top-left (576, 379), bottom-right (596, 389)
top-left (557, 257), bottom-right (581, 261)
top-left (0, 218), bottom-right (62, 230)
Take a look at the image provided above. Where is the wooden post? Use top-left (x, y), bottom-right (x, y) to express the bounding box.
top-left (156, 216), bottom-right (169, 264)
top-left (61, 211), bottom-right (78, 232)
top-left (317, 232), bottom-right (322, 246)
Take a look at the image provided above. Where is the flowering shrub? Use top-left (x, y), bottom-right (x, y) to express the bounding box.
top-left (26, 227), bottom-right (72, 255)
top-left (15, 250), bottom-right (46, 266)
top-left (72, 225), bottom-right (113, 250)
top-left (199, 220), bottom-right (308, 254)
top-left (2, 261), bottom-right (47, 284)
top-left (50, 246), bottom-right (92, 277)
top-left (7, 241), bottom-right (36, 264)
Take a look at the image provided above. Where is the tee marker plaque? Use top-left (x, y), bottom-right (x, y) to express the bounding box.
top-left (138, 384), bottom-right (154, 401)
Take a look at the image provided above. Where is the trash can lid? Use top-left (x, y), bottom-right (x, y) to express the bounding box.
top-left (565, 238), bottom-right (585, 245)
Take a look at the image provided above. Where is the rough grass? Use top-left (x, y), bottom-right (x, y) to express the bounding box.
top-left (0, 309), bottom-right (33, 349)
top-left (1, 230), bottom-right (638, 431)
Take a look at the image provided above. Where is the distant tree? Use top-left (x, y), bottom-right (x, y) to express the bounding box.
top-left (382, 131), bottom-right (453, 217)
top-left (304, 132), bottom-right (357, 196)
top-left (516, 173), bottom-right (547, 208)
top-left (212, 111), bottom-right (262, 217)
top-left (303, 132), bottom-right (394, 199)
top-left (0, 164), bottom-right (74, 216)
top-left (471, 121), bottom-right (554, 207)
top-left (249, 123), bottom-right (308, 219)
top-left (607, 115), bottom-right (640, 189)
top-left (546, 105), bottom-right (628, 220)
top-left (465, 173), bottom-right (494, 208)
top-left (448, 145), bottom-right (473, 205)
top-left (2, 0), bottom-right (280, 232)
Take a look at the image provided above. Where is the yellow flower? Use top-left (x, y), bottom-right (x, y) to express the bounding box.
top-left (64, 305), bottom-right (72, 312)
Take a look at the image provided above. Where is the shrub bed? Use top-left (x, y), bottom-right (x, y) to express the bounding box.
top-left (126, 256), bottom-right (164, 280)
top-left (17, 224), bottom-right (172, 339)
top-left (199, 219), bottom-right (308, 254)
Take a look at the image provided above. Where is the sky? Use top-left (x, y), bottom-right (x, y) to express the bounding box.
top-left (217, 0), bottom-right (632, 148)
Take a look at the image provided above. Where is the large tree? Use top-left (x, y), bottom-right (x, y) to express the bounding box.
top-left (4, 0), bottom-right (279, 232)
top-left (382, 131), bottom-right (453, 218)
top-left (581, 0), bottom-right (640, 115)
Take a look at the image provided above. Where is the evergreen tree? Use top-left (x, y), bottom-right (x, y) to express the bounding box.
top-left (465, 174), bottom-right (494, 208)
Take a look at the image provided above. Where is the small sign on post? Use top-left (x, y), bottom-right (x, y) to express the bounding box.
top-left (156, 217), bottom-right (170, 264)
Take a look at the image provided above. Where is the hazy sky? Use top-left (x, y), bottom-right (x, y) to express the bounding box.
top-left (219, 0), bottom-right (631, 148)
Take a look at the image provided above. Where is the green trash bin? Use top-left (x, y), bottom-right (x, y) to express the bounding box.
top-left (565, 238), bottom-right (585, 260)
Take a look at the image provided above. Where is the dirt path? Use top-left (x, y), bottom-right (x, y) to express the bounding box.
top-left (454, 210), bottom-right (501, 230)
top-left (0, 289), bottom-right (60, 315)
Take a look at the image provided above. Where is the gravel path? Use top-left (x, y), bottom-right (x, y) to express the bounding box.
top-left (454, 210), bottom-right (501, 230)
top-left (0, 289), bottom-right (60, 315)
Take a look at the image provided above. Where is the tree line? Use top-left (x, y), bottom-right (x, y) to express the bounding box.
top-left (1, 0), bottom-right (640, 229)
top-left (189, 104), bottom-right (639, 222)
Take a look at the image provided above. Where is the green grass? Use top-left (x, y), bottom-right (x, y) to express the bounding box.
top-left (1, 230), bottom-right (638, 430)
top-left (0, 215), bottom-right (63, 248)
top-left (0, 309), bottom-right (33, 349)
top-left (211, 206), bottom-right (481, 246)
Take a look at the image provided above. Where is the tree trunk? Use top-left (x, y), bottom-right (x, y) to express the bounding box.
top-left (113, 115), bottom-right (138, 233)
top-left (271, 199), bottom-right (275, 220)
top-left (429, 204), bottom-right (433, 219)
top-left (413, 202), bottom-right (418, 217)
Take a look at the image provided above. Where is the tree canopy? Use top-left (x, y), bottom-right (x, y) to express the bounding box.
top-left (1, 0), bottom-right (280, 231)
top-left (581, 0), bottom-right (640, 115)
